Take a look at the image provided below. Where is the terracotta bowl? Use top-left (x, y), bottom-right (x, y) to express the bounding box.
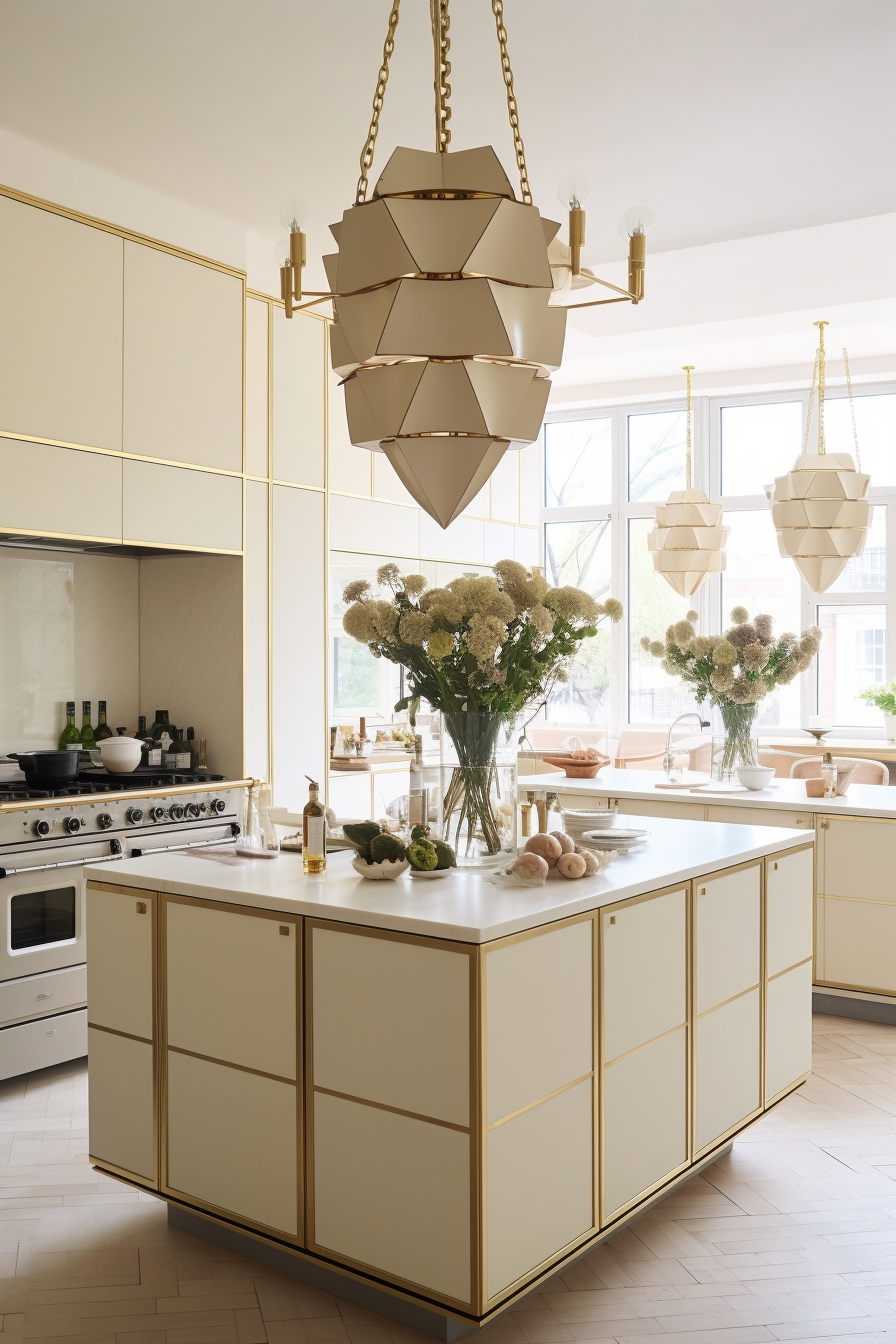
top-left (540, 752), bottom-right (609, 779)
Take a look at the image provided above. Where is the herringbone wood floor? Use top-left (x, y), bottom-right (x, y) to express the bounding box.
top-left (3, 1014), bottom-right (896, 1343)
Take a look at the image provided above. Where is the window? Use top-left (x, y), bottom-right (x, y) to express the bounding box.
top-left (541, 383), bottom-right (896, 735)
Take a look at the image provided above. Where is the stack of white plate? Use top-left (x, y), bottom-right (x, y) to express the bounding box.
top-left (559, 808), bottom-right (616, 840)
top-left (581, 826), bottom-right (649, 853)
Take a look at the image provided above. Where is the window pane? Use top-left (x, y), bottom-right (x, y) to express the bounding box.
top-left (817, 604), bottom-right (886, 726)
top-left (544, 520), bottom-right (611, 721)
top-left (628, 410), bottom-right (686, 502)
top-left (722, 510), bottom-right (802, 726)
top-left (544, 419), bottom-right (612, 507)
top-left (825, 394), bottom-right (896, 486)
top-left (721, 401), bottom-right (803, 496)
top-left (829, 505), bottom-right (886, 593)
top-left (628, 519), bottom-right (701, 724)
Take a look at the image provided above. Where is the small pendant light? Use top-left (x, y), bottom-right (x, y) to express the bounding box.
top-left (769, 321), bottom-right (871, 593)
top-left (647, 365), bottom-right (729, 596)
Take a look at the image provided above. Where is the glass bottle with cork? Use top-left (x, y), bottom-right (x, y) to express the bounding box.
top-left (58, 701), bottom-right (80, 751)
top-left (94, 701), bottom-right (113, 742)
top-left (303, 775), bottom-right (327, 874)
top-left (79, 701), bottom-right (96, 751)
top-left (821, 752), bottom-right (838, 799)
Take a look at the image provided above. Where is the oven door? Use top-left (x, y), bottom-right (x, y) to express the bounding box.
top-left (0, 849), bottom-right (93, 982)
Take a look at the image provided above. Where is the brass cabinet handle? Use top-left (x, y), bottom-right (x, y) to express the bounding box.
top-left (136, 902), bottom-right (147, 914)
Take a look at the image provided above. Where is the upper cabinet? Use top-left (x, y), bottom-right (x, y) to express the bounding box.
top-left (272, 309), bottom-right (325, 487)
top-left (0, 196), bottom-right (123, 451)
top-left (123, 241), bottom-right (243, 472)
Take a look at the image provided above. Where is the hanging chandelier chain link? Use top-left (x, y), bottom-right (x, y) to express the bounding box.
top-left (491, 0), bottom-right (532, 204)
top-left (356, 0), bottom-right (402, 206)
top-left (433, 0), bottom-right (452, 152)
top-left (843, 346), bottom-right (861, 469)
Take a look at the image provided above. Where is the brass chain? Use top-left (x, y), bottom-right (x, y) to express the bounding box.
top-left (432, 0), bottom-right (452, 153)
top-left (843, 346), bottom-right (862, 469)
top-left (356, 0), bottom-right (402, 206)
top-left (683, 365), bottom-right (694, 491)
top-left (491, 0), bottom-right (531, 203)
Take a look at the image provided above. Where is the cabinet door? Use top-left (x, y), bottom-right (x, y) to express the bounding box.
top-left (615, 799), bottom-right (705, 821)
top-left (122, 459), bottom-right (242, 552)
top-left (821, 817), bottom-right (896, 903)
top-left (766, 848), bottom-right (813, 978)
top-left (0, 196), bottom-right (123, 450)
top-left (245, 296), bottom-right (270, 478)
top-left (766, 962), bottom-right (812, 1100)
top-left (88, 1026), bottom-right (154, 1180)
top-left (87, 885), bottom-right (154, 1039)
top-left (817, 896), bottom-right (896, 994)
top-left (167, 1050), bottom-right (297, 1236)
top-left (706, 806), bottom-right (814, 830)
top-left (695, 865), bottom-right (760, 1014)
top-left (0, 438), bottom-right (122, 542)
top-left (602, 890), bottom-right (687, 1062)
top-left (603, 1026), bottom-right (687, 1222)
top-left (272, 309), bottom-right (326, 486)
top-left (695, 989), bottom-right (761, 1153)
top-left (166, 901), bottom-right (297, 1079)
top-left (123, 241), bottom-right (243, 471)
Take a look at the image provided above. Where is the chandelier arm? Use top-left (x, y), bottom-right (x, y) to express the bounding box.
top-left (843, 346), bottom-right (861, 469)
top-left (431, 0), bottom-right (452, 153)
top-left (554, 294), bottom-right (633, 310)
top-left (491, 0), bottom-right (532, 204)
top-left (356, 0), bottom-right (402, 206)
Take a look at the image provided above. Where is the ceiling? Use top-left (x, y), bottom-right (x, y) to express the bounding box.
top-left (1, 0), bottom-right (893, 280)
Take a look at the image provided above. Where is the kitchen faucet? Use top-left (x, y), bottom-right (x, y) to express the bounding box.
top-left (664, 713), bottom-right (711, 781)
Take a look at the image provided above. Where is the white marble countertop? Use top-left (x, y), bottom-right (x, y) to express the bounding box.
top-left (85, 814), bottom-right (809, 944)
top-left (518, 767), bottom-right (896, 819)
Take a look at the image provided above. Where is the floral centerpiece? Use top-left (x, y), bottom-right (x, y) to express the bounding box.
top-left (342, 561), bottom-right (622, 862)
top-left (641, 606), bottom-right (822, 778)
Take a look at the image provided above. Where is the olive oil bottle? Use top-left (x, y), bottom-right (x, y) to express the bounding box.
top-left (302, 775), bottom-right (327, 875)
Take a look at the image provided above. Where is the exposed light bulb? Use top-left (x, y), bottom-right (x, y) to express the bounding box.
top-left (557, 175), bottom-right (592, 211)
top-left (279, 197), bottom-right (311, 233)
top-left (274, 237), bottom-right (293, 268)
top-left (618, 204), bottom-right (655, 238)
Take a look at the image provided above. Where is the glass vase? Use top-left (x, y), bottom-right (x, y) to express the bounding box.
top-left (437, 711), bottom-right (517, 867)
top-left (711, 702), bottom-right (759, 781)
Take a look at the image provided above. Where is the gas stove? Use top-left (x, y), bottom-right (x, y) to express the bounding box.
top-left (0, 767), bottom-right (226, 801)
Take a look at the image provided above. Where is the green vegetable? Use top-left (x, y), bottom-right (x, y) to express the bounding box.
top-left (408, 839), bottom-right (438, 870)
top-left (432, 840), bottom-right (456, 870)
top-left (343, 821), bottom-right (382, 863)
top-left (370, 832), bottom-right (407, 863)
top-left (410, 824), bottom-right (431, 843)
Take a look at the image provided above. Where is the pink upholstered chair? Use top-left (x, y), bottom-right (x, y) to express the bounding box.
top-left (758, 749), bottom-right (806, 778)
top-left (789, 756), bottom-right (888, 786)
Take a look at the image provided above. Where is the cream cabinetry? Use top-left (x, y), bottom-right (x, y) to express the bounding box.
top-left (272, 309), bottom-right (326, 487)
top-left (86, 883), bottom-right (155, 1184)
top-left (122, 459), bottom-right (242, 552)
top-left (0, 438), bottom-right (122, 542)
top-left (0, 195), bottom-right (123, 451)
top-left (817, 816), bottom-right (896, 994)
top-left (123, 241), bottom-right (243, 471)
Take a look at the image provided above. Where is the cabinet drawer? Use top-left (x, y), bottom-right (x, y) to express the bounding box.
top-left (88, 1026), bottom-right (154, 1180)
top-left (0, 1007), bottom-right (87, 1083)
top-left (817, 897), bottom-right (896, 994)
top-left (166, 901), bottom-right (297, 1079)
top-left (0, 963), bottom-right (86, 1027)
top-left (602, 1026), bottom-right (687, 1221)
top-left (706, 806), bottom-right (813, 829)
top-left (0, 438), bottom-right (122, 542)
top-left (767, 962), bottom-right (812, 1100)
top-left (616, 799), bottom-right (705, 821)
top-left (695, 989), bottom-right (760, 1153)
top-left (602, 889), bottom-right (687, 1062)
top-left (123, 459), bottom-right (242, 552)
top-left (695, 865), bottom-right (760, 1014)
top-left (821, 816), bottom-right (896, 903)
top-left (87, 887), bottom-right (154, 1040)
top-left (766, 848), bottom-right (813, 977)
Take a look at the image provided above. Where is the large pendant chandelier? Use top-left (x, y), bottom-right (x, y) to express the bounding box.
top-left (275, 0), bottom-right (652, 528)
top-left (647, 365), bottom-right (728, 596)
top-left (769, 321), bottom-right (871, 593)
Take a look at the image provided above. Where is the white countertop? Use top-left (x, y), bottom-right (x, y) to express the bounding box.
top-left (85, 814), bottom-right (809, 944)
top-left (518, 767), bottom-right (896, 819)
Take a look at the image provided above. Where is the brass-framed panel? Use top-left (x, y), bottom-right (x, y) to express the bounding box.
top-left (0, 776), bottom-right (251, 816)
top-left (769, 954), bottom-right (813, 983)
top-left (0, 428), bottom-right (246, 478)
top-left (158, 892), bottom-right (304, 1247)
top-left (304, 916), bottom-right (480, 1315)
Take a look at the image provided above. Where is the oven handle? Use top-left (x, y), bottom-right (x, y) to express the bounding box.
top-left (131, 823), bottom-right (241, 859)
top-left (0, 838), bottom-right (123, 880)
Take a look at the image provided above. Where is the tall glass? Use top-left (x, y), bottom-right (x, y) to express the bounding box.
top-left (711, 703), bottom-right (759, 781)
top-left (437, 711), bottom-right (517, 867)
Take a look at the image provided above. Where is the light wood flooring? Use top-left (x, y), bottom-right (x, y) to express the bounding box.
top-left (3, 1013), bottom-right (896, 1343)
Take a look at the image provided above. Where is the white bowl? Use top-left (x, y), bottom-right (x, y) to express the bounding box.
top-left (736, 765), bottom-right (775, 791)
top-left (98, 736), bottom-right (143, 773)
top-left (351, 856), bottom-right (409, 881)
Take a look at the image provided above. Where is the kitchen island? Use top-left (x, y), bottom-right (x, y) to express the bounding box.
top-left (521, 768), bottom-right (896, 1020)
top-left (84, 815), bottom-right (813, 1338)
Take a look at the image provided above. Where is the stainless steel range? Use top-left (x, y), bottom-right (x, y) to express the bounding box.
top-left (0, 768), bottom-right (248, 1081)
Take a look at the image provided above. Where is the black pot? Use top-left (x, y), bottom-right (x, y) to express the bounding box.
top-left (12, 751), bottom-right (81, 785)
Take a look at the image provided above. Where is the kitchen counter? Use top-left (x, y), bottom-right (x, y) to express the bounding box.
top-left (86, 813), bottom-right (808, 943)
top-left (84, 817), bottom-right (813, 1335)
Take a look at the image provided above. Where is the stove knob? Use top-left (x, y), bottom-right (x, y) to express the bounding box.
top-left (32, 819), bottom-right (51, 838)
top-left (63, 816), bottom-right (83, 834)
top-left (96, 813), bottom-right (114, 830)
top-left (169, 803), bottom-right (184, 821)
top-left (125, 807), bottom-right (144, 825)
top-left (148, 806), bottom-right (166, 823)
top-left (210, 798), bottom-right (226, 814)
top-left (185, 803), bottom-right (201, 819)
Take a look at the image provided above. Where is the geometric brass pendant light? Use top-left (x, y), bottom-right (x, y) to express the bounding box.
top-left (275, 0), bottom-right (651, 529)
top-left (768, 320), bottom-right (871, 593)
top-left (647, 365), bottom-right (729, 596)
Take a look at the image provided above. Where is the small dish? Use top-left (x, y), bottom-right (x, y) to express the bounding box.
top-left (408, 867), bottom-right (452, 879)
top-left (351, 856), bottom-right (409, 880)
top-left (736, 765), bottom-right (775, 791)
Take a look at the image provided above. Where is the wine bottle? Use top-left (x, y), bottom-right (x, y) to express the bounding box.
top-left (79, 701), bottom-right (96, 751)
top-left (149, 709), bottom-right (172, 740)
top-left (94, 701), bottom-right (113, 742)
top-left (57, 701), bottom-right (80, 750)
top-left (186, 726), bottom-right (196, 769)
top-left (172, 728), bottom-right (192, 771)
top-left (303, 775), bottom-right (327, 875)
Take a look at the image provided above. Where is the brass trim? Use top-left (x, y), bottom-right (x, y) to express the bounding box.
top-left (604, 1019), bottom-right (688, 1069)
top-left (89, 1156), bottom-right (157, 1190)
top-left (814, 975), bottom-right (896, 999)
top-left (169, 1043), bottom-right (296, 1087)
top-left (485, 1072), bottom-right (593, 1132)
top-left (0, 777), bottom-right (251, 815)
top-left (760, 857), bottom-right (768, 1108)
top-left (313, 1085), bottom-right (469, 1134)
top-left (87, 1021), bottom-right (151, 1046)
top-left (0, 181), bottom-right (245, 278)
top-left (0, 429), bottom-right (246, 478)
top-left (769, 955), bottom-right (812, 983)
top-left (695, 982), bottom-right (761, 1020)
top-left (815, 892), bottom-right (896, 907)
top-left (272, 478), bottom-right (327, 493)
top-left (766, 1070), bottom-right (811, 1109)
top-left (122, 538), bottom-right (243, 556)
top-left (693, 1104), bottom-right (764, 1163)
